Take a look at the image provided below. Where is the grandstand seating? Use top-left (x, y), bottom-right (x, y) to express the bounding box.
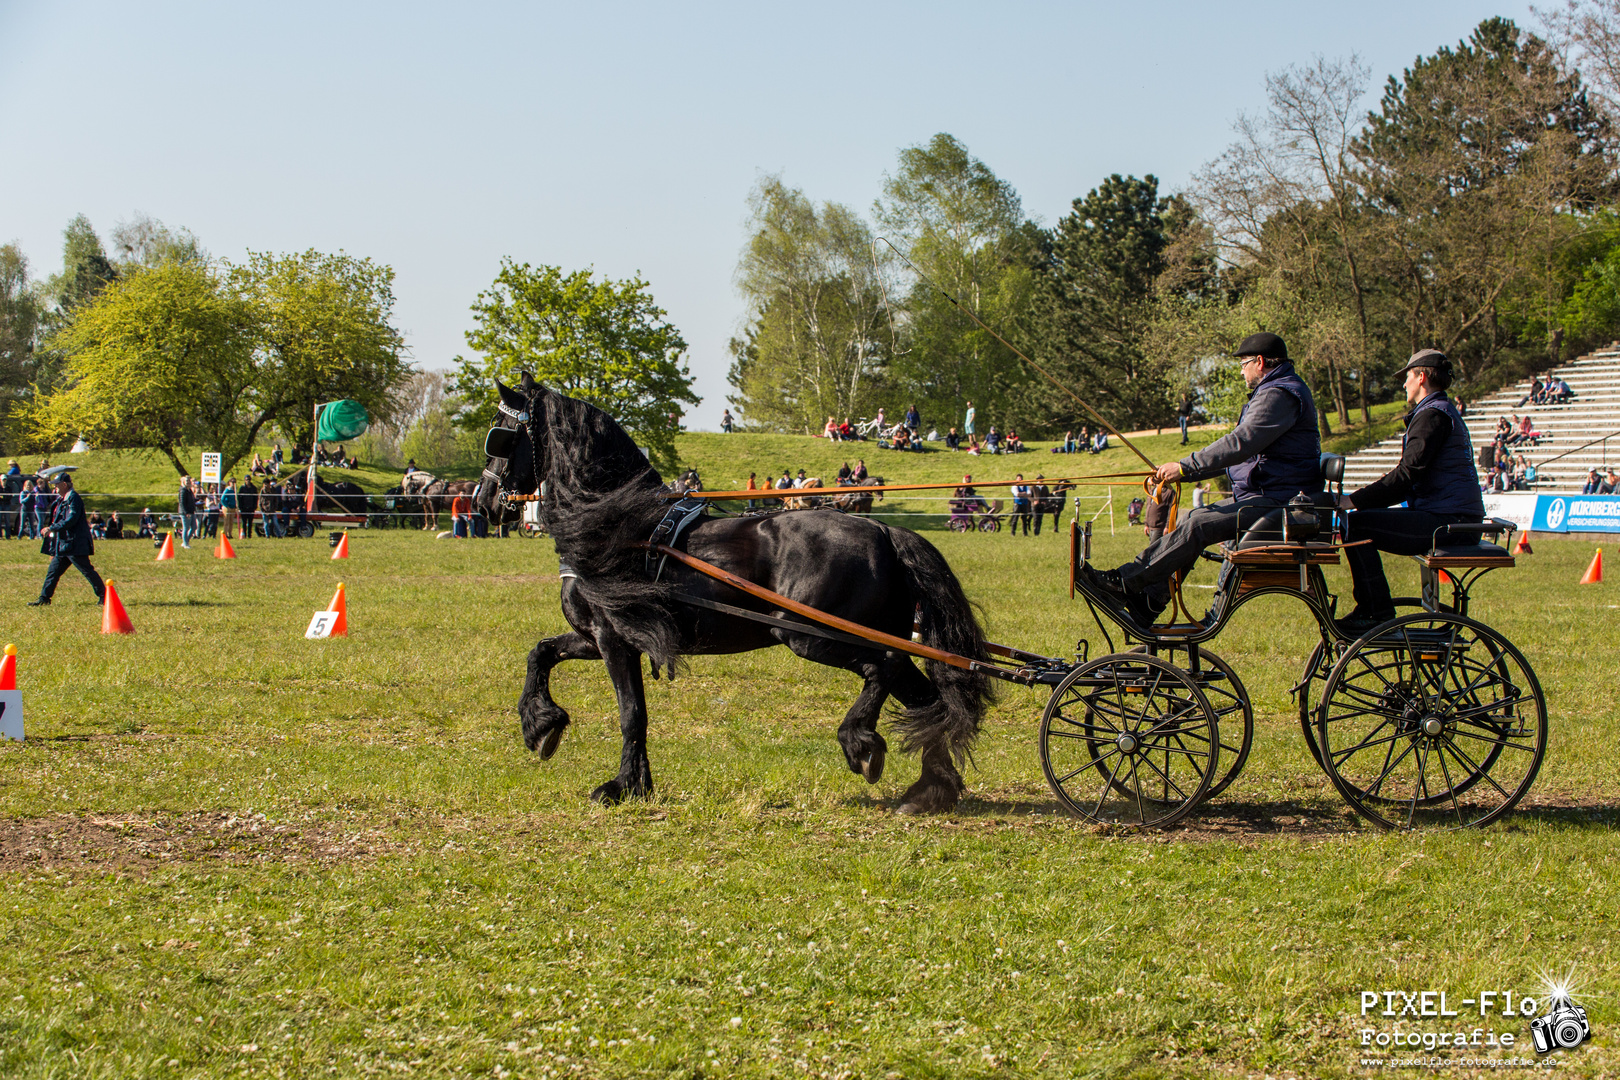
top-left (1341, 345), bottom-right (1620, 493)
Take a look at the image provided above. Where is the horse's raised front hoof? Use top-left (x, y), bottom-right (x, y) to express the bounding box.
top-left (861, 748), bottom-right (886, 784)
top-left (538, 726), bottom-right (565, 760)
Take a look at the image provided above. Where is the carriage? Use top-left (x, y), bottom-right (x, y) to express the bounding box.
top-left (636, 452), bottom-right (1544, 831)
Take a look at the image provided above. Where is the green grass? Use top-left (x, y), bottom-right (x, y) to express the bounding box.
top-left (1, 438), bottom-right (1616, 1078)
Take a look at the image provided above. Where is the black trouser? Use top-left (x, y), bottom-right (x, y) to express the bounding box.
top-left (1119, 497), bottom-right (1285, 606)
top-left (1343, 509), bottom-right (1480, 615)
top-left (1010, 502), bottom-right (1031, 535)
top-left (39, 554), bottom-right (104, 602)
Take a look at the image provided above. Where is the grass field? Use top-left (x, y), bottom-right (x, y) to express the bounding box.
top-left (2, 431), bottom-right (1617, 1079)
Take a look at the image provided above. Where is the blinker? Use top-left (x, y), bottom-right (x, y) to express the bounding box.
top-left (485, 426), bottom-right (520, 459)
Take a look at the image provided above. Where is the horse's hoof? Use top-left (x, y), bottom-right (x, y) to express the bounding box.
top-left (590, 781), bottom-right (624, 805)
top-left (538, 726), bottom-right (565, 760)
top-left (896, 800), bottom-right (926, 815)
top-left (861, 748), bottom-right (886, 784)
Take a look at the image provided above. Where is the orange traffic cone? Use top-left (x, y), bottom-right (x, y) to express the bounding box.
top-left (0, 643), bottom-right (16, 690)
top-left (1514, 531), bottom-right (1532, 555)
top-left (1580, 549), bottom-right (1603, 585)
top-left (101, 581), bottom-right (135, 634)
top-left (155, 532), bottom-right (176, 561)
top-left (331, 532), bottom-right (349, 560)
top-left (326, 582), bottom-right (348, 636)
top-left (1437, 570), bottom-right (1452, 585)
top-left (215, 534), bottom-right (237, 559)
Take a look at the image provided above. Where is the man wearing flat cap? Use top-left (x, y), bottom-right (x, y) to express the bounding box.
top-left (1333, 349), bottom-right (1482, 637)
top-left (1082, 331), bottom-right (1322, 625)
top-left (29, 472), bottom-right (105, 607)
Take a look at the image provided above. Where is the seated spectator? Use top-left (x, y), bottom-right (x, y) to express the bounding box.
top-left (1062, 430), bottom-right (1078, 454)
top-left (945, 427), bottom-right (962, 450)
top-left (1517, 414), bottom-right (1540, 445)
top-left (1495, 417), bottom-right (1512, 444)
top-left (88, 510), bottom-right (106, 539)
top-left (852, 460), bottom-right (868, 482)
top-left (1583, 469), bottom-right (1602, 495)
top-left (1454, 396), bottom-right (1468, 416)
top-left (1549, 378), bottom-right (1574, 403)
top-left (891, 425), bottom-right (912, 451)
top-left (1005, 430), bottom-right (1024, 453)
top-left (250, 453), bottom-right (267, 475)
top-left (838, 418), bottom-right (854, 440)
top-left (1518, 378), bottom-right (1542, 408)
top-left (1092, 429), bottom-right (1110, 453)
top-left (138, 507), bottom-right (157, 539)
top-left (1126, 497), bottom-right (1145, 526)
top-left (984, 426), bottom-right (1002, 454)
top-left (106, 511), bottom-right (124, 540)
top-left (1602, 470), bottom-right (1620, 495)
top-left (837, 461), bottom-right (852, 483)
top-left (824, 415), bottom-right (839, 440)
top-left (451, 492), bottom-right (471, 538)
top-left (1509, 455), bottom-right (1527, 491)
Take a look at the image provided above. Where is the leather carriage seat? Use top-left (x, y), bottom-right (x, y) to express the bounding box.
top-left (1415, 518), bottom-right (1517, 569)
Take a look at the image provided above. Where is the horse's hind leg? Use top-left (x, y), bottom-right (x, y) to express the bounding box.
top-left (837, 671), bottom-right (889, 784)
top-left (520, 631), bottom-right (602, 758)
top-left (883, 657), bottom-right (966, 815)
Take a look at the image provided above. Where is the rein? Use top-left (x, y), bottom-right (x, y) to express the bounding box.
top-left (660, 471), bottom-right (1152, 502)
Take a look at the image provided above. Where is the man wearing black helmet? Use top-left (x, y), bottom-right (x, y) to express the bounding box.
top-left (1080, 332), bottom-right (1322, 625)
top-left (1333, 349), bottom-right (1483, 638)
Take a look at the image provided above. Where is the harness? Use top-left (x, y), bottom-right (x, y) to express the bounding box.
top-left (645, 496), bottom-right (709, 581)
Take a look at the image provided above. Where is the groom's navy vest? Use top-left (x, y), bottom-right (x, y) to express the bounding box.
top-left (1405, 393), bottom-right (1484, 517)
top-left (1227, 362), bottom-right (1322, 501)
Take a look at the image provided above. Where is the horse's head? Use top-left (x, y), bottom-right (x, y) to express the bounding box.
top-left (475, 374), bottom-right (547, 524)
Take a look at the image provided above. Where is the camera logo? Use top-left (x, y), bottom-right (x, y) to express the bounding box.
top-left (1529, 994), bottom-right (1589, 1055)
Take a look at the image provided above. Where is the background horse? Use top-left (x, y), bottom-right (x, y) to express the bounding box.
top-left (285, 471), bottom-right (369, 515)
top-left (476, 374), bottom-right (993, 814)
top-left (832, 477), bottom-right (885, 516)
top-left (415, 475), bottom-right (479, 530)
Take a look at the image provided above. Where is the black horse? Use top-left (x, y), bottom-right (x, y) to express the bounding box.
top-left (285, 470), bottom-right (369, 515)
top-left (475, 375), bottom-right (994, 813)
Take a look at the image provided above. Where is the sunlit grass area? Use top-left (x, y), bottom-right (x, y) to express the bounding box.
top-left (1, 433), bottom-right (1615, 1078)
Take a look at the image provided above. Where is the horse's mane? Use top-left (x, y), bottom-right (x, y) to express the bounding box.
top-left (536, 389), bottom-right (680, 668)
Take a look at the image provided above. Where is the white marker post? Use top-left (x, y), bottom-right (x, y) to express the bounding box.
top-left (0, 691), bottom-right (22, 741)
top-left (305, 611), bottom-right (339, 639)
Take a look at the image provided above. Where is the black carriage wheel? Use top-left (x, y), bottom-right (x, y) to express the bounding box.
top-left (297, 521), bottom-right (315, 538)
top-left (1129, 645), bottom-right (1252, 802)
top-left (1039, 653), bottom-right (1219, 829)
top-left (1315, 614), bottom-right (1546, 830)
top-left (1298, 598), bottom-right (1425, 768)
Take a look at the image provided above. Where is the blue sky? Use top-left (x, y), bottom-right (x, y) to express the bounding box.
top-left (1, 0), bottom-right (1529, 427)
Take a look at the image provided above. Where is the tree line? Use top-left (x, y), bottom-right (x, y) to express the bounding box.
top-left (0, 214), bottom-right (412, 476)
top-left (729, 12), bottom-right (1620, 439)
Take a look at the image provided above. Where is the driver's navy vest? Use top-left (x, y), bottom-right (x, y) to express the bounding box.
top-left (1405, 393), bottom-right (1484, 517)
top-left (1227, 362), bottom-right (1323, 501)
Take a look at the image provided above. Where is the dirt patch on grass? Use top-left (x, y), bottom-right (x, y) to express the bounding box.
top-left (0, 811), bottom-right (400, 873)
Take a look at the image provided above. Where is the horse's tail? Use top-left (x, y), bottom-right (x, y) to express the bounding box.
top-left (884, 526), bottom-right (995, 766)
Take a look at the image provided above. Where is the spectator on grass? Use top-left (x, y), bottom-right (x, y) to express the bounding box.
top-left (29, 472), bottom-right (104, 607)
top-left (838, 418), bottom-right (854, 440)
top-left (964, 401), bottom-right (976, 448)
top-left (745, 472), bottom-right (758, 509)
top-left (203, 485), bottom-right (222, 539)
top-left (238, 480), bottom-right (258, 539)
top-left (852, 460), bottom-right (868, 483)
top-left (138, 507), bottom-right (157, 539)
top-left (722, 408), bottom-right (734, 433)
top-left (1092, 429), bottom-right (1110, 453)
top-left (985, 426), bottom-right (1001, 454)
top-left (1192, 482), bottom-right (1210, 510)
top-left (178, 477), bottom-right (198, 549)
top-left (1009, 474), bottom-right (1032, 536)
top-left (88, 510), bottom-right (105, 539)
top-left (1178, 392), bottom-right (1194, 445)
top-left (221, 480), bottom-right (238, 539)
top-left (451, 491), bottom-right (472, 537)
top-left (271, 444), bottom-right (284, 471)
top-left (1126, 497), bottom-right (1144, 526)
top-left (905, 404), bottom-right (921, 433)
top-left (824, 415), bottom-right (839, 440)
top-left (945, 427), bottom-right (962, 450)
top-left (106, 511), bottom-right (123, 540)
top-left (1005, 430), bottom-right (1024, 453)
top-left (19, 480), bottom-right (38, 539)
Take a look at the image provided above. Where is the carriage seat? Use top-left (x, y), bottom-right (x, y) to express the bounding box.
top-left (1221, 497), bottom-right (1342, 566)
top-left (1413, 518), bottom-right (1518, 570)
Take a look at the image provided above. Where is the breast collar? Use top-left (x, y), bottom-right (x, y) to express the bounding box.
top-left (645, 496), bottom-right (710, 581)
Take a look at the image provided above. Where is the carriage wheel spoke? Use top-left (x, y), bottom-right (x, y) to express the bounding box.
top-left (1435, 741), bottom-right (1465, 827)
top-left (1440, 737), bottom-right (1514, 801)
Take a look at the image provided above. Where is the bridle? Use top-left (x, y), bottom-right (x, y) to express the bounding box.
top-left (476, 390), bottom-right (542, 521)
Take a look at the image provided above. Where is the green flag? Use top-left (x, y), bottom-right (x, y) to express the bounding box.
top-left (315, 400), bottom-right (370, 442)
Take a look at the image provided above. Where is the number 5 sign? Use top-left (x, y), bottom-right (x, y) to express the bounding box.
top-left (305, 611), bottom-right (339, 639)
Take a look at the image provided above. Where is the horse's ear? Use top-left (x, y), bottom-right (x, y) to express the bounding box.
top-left (520, 371), bottom-right (546, 397)
top-left (495, 379), bottom-right (526, 410)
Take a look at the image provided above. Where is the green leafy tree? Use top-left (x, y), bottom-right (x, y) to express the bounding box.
top-left (29, 260), bottom-right (262, 476)
top-left (0, 244), bottom-right (44, 451)
top-left (1021, 175), bottom-right (1184, 435)
top-left (454, 261), bottom-right (698, 474)
top-left (229, 250), bottom-right (412, 449)
top-left (729, 176), bottom-right (892, 433)
top-left (874, 133), bottom-right (1033, 430)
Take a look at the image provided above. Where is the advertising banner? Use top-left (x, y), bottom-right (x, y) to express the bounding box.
top-left (1479, 492), bottom-right (1537, 528)
top-left (1532, 494), bottom-right (1620, 533)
